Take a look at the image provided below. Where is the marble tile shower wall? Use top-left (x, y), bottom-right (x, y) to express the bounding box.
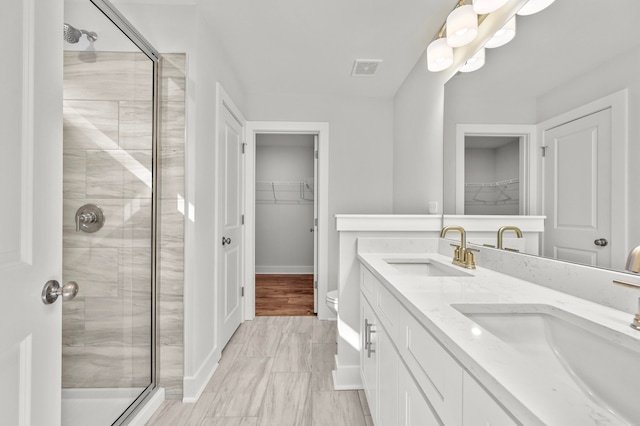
top-left (62, 52), bottom-right (185, 399)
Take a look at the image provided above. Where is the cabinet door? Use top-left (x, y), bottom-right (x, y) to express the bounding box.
top-left (378, 326), bottom-right (398, 426)
top-left (463, 372), bottom-right (517, 426)
top-left (398, 362), bottom-right (440, 426)
top-left (361, 296), bottom-right (377, 420)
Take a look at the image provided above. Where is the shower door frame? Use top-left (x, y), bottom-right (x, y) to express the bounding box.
top-left (83, 1), bottom-right (160, 424)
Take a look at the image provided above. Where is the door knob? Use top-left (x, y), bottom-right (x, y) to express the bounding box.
top-left (594, 238), bottom-right (608, 247)
top-left (222, 237), bottom-right (231, 246)
top-left (41, 280), bottom-right (79, 305)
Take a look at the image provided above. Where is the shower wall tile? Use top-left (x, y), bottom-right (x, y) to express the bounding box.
top-left (62, 52), bottom-right (186, 397)
top-left (119, 101), bottom-right (153, 150)
top-left (64, 52), bottom-right (152, 102)
top-left (159, 102), bottom-right (186, 148)
top-left (63, 199), bottom-right (125, 248)
top-left (63, 151), bottom-right (86, 199)
top-left (62, 300), bottom-right (85, 347)
top-left (123, 198), bottom-right (152, 248)
top-left (63, 100), bottom-right (119, 151)
top-left (159, 55), bottom-right (186, 103)
top-left (123, 149), bottom-right (153, 199)
top-left (158, 198), bottom-right (185, 248)
top-left (160, 148), bottom-right (185, 198)
top-left (86, 150), bottom-right (126, 198)
top-left (63, 248), bottom-right (119, 298)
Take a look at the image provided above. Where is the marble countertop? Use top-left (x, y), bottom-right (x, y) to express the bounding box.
top-left (357, 251), bottom-right (640, 426)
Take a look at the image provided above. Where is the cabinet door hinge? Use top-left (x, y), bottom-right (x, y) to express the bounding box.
top-left (242, 143), bottom-right (247, 154)
top-left (541, 146), bottom-right (548, 157)
top-left (241, 286), bottom-right (244, 297)
top-left (241, 214), bottom-right (245, 225)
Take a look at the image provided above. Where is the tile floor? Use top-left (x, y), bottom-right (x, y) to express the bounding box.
top-left (146, 316), bottom-right (372, 426)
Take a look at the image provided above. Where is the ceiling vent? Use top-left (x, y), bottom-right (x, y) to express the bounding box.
top-left (351, 59), bottom-right (382, 77)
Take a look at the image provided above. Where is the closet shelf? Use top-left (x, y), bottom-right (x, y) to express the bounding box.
top-left (464, 178), bottom-right (519, 204)
top-left (256, 179), bottom-right (314, 204)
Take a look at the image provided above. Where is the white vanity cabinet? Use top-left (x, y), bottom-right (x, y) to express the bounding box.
top-left (360, 264), bottom-right (516, 426)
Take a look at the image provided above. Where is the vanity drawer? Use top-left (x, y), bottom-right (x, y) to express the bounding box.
top-left (400, 312), bottom-right (463, 426)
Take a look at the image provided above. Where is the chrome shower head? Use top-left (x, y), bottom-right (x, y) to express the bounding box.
top-left (63, 23), bottom-right (98, 43)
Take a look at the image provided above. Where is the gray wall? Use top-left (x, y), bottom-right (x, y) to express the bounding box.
top-left (255, 134), bottom-right (314, 273)
top-left (246, 93), bottom-right (394, 296)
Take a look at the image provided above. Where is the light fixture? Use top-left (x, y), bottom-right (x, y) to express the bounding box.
top-left (427, 38), bottom-right (454, 72)
top-left (473, 0), bottom-right (509, 14)
top-left (460, 48), bottom-right (485, 72)
top-left (517, 0), bottom-right (556, 16)
top-left (446, 4), bottom-right (478, 47)
top-left (484, 16), bottom-right (516, 48)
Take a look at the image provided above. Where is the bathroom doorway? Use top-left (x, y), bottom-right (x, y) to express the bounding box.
top-left (254, 134), bottom-right (316, 316)
top-left (61, 1), bottom-right (159, 424)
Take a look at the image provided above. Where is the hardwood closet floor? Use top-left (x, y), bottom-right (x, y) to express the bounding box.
top-left (255, 274), bottom-right (315, 316)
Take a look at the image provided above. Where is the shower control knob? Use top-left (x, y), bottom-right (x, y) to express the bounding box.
top-left (41, 280), bottom-right (79, 305)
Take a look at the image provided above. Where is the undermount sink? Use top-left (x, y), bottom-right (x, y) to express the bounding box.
top-left (452, 303), bottom-right (640, 424)
top-left (384, 258), bottom-right (472, 277)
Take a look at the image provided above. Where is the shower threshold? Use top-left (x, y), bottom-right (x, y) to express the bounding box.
top-left (62, 387), bottom-right (145, 426)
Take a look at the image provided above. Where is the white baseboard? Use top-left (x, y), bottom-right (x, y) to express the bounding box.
top-left (127, 387), bottom-right (165, 426)
top-left (255, 266), bottom-right (314, 274)
top-left (332, 356), bottom-right (363, 390)
top-left (183, 347), bottom-right (221, 403)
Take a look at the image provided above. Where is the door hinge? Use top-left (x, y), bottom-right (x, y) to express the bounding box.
top-left (541, 146), bottom-right (548, 157)
top-left (242, 143), bottom-right (247, 154)
top-left (314, 280), bottom-right (318, 289)
top-left (241, 214), bottom-right (245, 225)
top-left (314, 218), bottom-right (318, 227)
top-left (314, 150), bottom-right (318, 159)
top-left (241, 286), bottom-right (244, 297)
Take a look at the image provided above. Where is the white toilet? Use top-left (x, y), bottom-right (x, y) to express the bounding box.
top-left (326, 290), bottom-right (338, 315)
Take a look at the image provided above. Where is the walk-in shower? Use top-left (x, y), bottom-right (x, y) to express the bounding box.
top-left (61, 0), bottom-right (159, 424)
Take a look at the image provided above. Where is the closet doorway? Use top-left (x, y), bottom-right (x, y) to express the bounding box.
top-left (244, 122), bottom-right (329, 320)
top-left (255, 134), bottom-right (317, 315)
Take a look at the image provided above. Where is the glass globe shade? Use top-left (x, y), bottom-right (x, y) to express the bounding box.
top-left (473, 0), bottom-right (509, 14)
top-left (484, 16), bottom-right (516, 48)
top-left (460, 48), bottom-right (485, 72)
top-left (427, 38), bottom-right (453, 72)
top-left (517, 0), bottom-right (556, 16)
top-left (446, 5), bottom-right (478, 47)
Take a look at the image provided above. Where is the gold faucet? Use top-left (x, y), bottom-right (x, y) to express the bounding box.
top-left (440, 226), bottom-right (477, 269)
top-left (497, 226), bottom-right (523, 249)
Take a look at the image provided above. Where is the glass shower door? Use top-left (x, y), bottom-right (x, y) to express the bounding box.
top-left (61, 1), bottom-right (157, 424)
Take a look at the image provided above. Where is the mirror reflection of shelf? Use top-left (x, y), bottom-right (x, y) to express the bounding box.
top-left (256, 179), bottom-right (314, 204)
top-left (464, 178), bottom-right (519, 205)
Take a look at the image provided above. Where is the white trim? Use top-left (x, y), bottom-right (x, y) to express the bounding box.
top-left (332, 356), bottom-right (363, 390)
top-left (182, 347), bottom-right (220, 402)
top-left (335, 214), bottom-right (442, 232)
top-left (245, 121), bottom-right (330, 320)
top-left (455, 124), bottom-right (538, 216)
top-left (537, 89), bottom-right (628, 271)
top-left (255, 266), bottom-right (314, 274)
top-left (126, 388), bottom-right (165, 426)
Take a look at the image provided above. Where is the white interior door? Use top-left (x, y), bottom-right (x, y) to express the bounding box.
top-left (313, 135), bottom-right (319, 313)
top-left (217, 100), bottom-right (245, 347)
top-left (544, 108), bottom-right (612, 267)
top-left (1, 0), bottom-right (64, 424)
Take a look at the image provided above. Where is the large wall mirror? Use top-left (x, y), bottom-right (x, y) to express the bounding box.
top-left (443, 0), bottom-right (640, 273)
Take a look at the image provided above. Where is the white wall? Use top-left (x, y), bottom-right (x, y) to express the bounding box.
top-left (536, 44), bottom-right (640, 252)
top-left (246, 93), bottom-right (394, 294)
top-left (112, 1), bottom-right (248, 399)
top-left (255, 134), bottom-right (314, 273)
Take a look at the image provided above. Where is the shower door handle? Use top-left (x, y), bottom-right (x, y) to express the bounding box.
top-left (41, 280), bottom-right (79, 305)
